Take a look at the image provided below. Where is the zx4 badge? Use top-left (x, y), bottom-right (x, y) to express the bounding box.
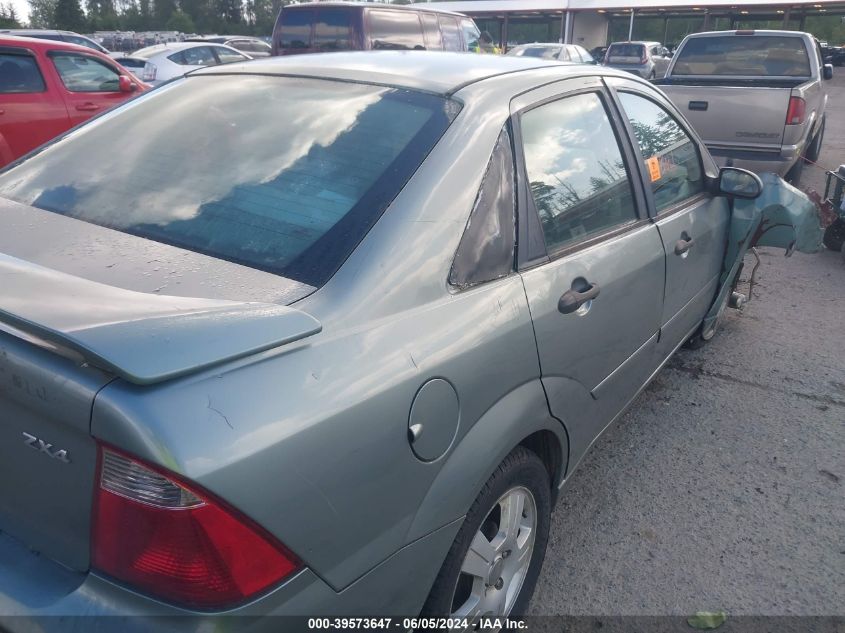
top-left (22, 432), bottom-right (71, 463)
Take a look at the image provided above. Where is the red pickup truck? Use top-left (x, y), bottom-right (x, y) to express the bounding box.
top-left (0, 35), bottom-right (147, 168)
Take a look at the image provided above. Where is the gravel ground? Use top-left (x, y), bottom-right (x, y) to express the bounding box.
top-left (529, 72), bottom-right (845, 616)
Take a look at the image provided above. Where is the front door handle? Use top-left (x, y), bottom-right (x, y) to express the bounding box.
top-left (558, 282), bottom-right (600, 314)
top-left (674, 236), bottom-right (695, 255)
top-left (75, 103), bottom-right (99, 112)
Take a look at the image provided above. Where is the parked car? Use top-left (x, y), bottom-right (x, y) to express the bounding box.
top-left (655, 30), bottom-right (830, 183)
top-left (271, 2), bottom-right (481, 55)
top-left (113, 41), bottom-right (252, 85)
top-left (603, 40), bottom-right (672, 79)
top-left (0, 28), bottom-right (110, 54)
top-left (506, 42), bottom-right (595, 63)
top-left (185, 35), bottom-right (272, 57)
top-left (0, 52), bottom-right (819, 623)
top-left (0, 36), bottom-right (146, 168)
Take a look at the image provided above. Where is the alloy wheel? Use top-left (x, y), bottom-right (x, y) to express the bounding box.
top-left (449, 486), bottom-right (537, 620)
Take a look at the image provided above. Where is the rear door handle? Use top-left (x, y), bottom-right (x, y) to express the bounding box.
top-left (558, 282), bottom-right (600, 314)
top-left (675, 236), bottom-right (695, 255)
top-left (75, 103), bottom-right (99, 112)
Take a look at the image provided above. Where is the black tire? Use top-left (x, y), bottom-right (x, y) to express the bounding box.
top-left (421, 447), bottom-right (551, 620)
top-left (785, 156), bottom-right (804, 186)
top-left (805, 118), bottom-right (825, 164)
top-left (823, 218), bottom-right (845, 252)
top-left (685, 267), bottom-right (741, 349)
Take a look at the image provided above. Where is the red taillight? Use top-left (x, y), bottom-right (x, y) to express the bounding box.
top-left (92, 446), bottom-right (299, 609)
top-left (786, 97), bottom-right (806, 125)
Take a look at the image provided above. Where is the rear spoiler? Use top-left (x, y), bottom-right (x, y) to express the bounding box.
top-left (0, 254), bottom-right (321, 385)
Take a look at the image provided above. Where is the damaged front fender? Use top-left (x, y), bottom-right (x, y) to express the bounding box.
top-left (702, 173), bottom-right (823, 333)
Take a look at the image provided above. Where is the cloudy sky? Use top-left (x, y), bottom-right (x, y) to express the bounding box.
top-left (11, 0), bottom-right (30, 23)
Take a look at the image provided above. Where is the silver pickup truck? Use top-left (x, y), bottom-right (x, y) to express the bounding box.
top-left (655, 30), bottom-right (831, 183)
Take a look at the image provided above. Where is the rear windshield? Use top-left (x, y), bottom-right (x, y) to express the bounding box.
top-left (0, 75), bottom-right (458, 287)
top-left (516, 46), bottom-right (559, 59)
top-left (607, 43), bottom-right (644, 61)
top-left (117, 58), bottom-right (145, 68)
top-left (672, 35), bottom-right (811, 77)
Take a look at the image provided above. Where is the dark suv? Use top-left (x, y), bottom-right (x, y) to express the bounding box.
top-left (271, 2), bottom-right (481, 55)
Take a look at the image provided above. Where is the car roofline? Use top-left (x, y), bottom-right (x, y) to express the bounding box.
top-left (190, 61), bottom-right (638, 98)
top-left (281, 1), bottom-right (469, 17)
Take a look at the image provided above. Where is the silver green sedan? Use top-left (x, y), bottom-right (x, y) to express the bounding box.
top-left (0, 52), bottom-right (819, 626)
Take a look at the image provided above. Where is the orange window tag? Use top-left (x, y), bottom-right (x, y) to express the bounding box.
top-left (645, 156), bottom-right (661, 182)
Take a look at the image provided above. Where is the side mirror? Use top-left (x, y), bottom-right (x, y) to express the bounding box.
top-left (718, 167), bottom-right (763, 199)
top-left (118, 74), bottom-right (137, 93)
top-left (823, 63), bottom-right (834, 80)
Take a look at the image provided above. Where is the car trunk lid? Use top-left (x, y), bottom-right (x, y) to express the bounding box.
top-left (658, 82), bottom-right (795, 151)
top-left (0, 252), bottom-right (322, 385)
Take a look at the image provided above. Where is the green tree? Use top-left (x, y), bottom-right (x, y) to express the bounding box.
top-left (53, 0), bottom-right (86, 30)
top-left (215, 0), bottom-right (241, 31)
top-left (152, 0), bottom-right (175, 26)
top-left (0, 2), bottom-right (21, 26)
top-left (87, 0), bottom-right (118, 28)
top-left (136, 0), bottom-right (151, 28)
top-left (181, 0), bottom-right (214, 32)
top-left (166, 8), bottom-right (194, 32)
top-left (28, 0), bottom-right (58, 27)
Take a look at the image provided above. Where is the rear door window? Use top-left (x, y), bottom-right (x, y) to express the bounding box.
top-left (617, 92), bottom-right (704, 213)
top-left (672, 35), bottom-right (811, 77)
top-left (520, 92), bottom-right (638, 253)
top-left (368, 9), bottom-right (424, 50)
top-left (279, 9), bottom-right (315, 51)
top-left (66, 35), bottom-right (102, 52)
top-left (420, 13), bottom-right (442, 50)
top-left (50, 53), bottom-right (120, 92)
top-left (314, 8), bottom-right (353, 51)
top-left (438, 15), bottom-right (461, 51)
top-left (251, 41), bottom-right (272, 55)
top-left (450, 127), bottom-right (515, 288)
top-left (0, 52), bottom-right (46, 93)
top-left (170, 46), bottom-right (217, 66)
top-left (213, 46), bottom-right (248, 64)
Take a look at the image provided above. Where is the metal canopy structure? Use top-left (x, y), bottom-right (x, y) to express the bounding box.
top-left (418, 0), bottom-right (845, 50)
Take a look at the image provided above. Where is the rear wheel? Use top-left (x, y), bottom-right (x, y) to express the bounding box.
top-left (685, 268), bottom-right (741, 349)
top-left (421, 447), bottom-right (551, 622)
top-left (805, 119), bottom-right (825, 164)
top-left (785, 156), bottom-right (805, 186)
